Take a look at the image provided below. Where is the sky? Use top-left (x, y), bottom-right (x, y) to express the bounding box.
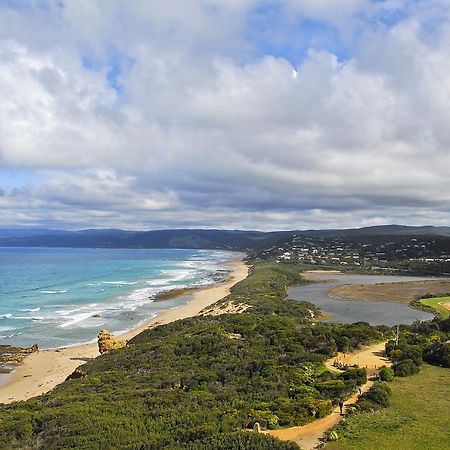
top-left (1, 0), bottom-right (450, 231)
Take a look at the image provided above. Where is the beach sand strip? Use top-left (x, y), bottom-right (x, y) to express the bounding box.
top-left (0, 259), bottom-right (248, 404)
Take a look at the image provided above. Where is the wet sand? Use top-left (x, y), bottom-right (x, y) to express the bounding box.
top-left (0, 259), bottom-right (248, 404)
top-left (329, 279), bottom-right (450, 304)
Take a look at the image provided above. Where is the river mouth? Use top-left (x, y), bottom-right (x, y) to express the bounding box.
top-left (288, 273), bottom-right (437, 326)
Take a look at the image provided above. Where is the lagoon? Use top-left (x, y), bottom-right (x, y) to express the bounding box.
top-left (289, 273), bottom-right (435, 326)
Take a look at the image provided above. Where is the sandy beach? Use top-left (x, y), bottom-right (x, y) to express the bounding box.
top-left (0, 258), bottom-right (248, 404)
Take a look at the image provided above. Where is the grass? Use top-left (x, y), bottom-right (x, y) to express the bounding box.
top-left (419, 297), bottom-right (450, 319)
top-left (325, 364), bottom-right (450, 450)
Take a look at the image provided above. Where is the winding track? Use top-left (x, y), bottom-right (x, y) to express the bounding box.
top-left (267, 342), bottom-right (390, 450)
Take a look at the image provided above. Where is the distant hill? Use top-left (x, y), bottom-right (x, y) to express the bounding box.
top-left (0, 228), bottom-right (71, 239)
top-left (0, 225), bottom-right (448, 251)
top-left (300, 225), bottom-right (450, 239)
top-left (0, 228), bottom-right (290, 252)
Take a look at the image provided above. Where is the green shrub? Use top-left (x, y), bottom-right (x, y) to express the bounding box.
top-left (339, 367), bottom-right (367, 386)
top-left (356, 398), bottom-right (383, 412)
top-left (308, 399), bottom-right (333, 418)
top-left (361, 382), bottom-right (391, 408)
top-left (247, 410), bottom-right (279, 429)
top-left (379, 367), bottom-right (394, 382)
top-left (327, 430), bottom-right (339, 441)
top-left (423, 342), bottom-right (450, 368)
top-left (393, 359), bottom-right (420, 377)
top-left (181, 432), bottom-right (301, 449)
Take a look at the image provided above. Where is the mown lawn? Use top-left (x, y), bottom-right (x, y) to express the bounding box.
top-left (419, 297), bottom-right (450, 319)
top-left (325, 364), bottom-right (450, 450)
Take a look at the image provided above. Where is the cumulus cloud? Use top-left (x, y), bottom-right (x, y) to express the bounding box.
top-left (0, 0), bottom-right (449, 230)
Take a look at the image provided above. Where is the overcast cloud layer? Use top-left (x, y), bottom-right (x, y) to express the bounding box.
top-left (1, 0), bottom-right (450, 231)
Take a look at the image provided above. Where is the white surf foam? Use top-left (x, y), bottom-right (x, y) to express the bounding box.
top-left (12, 315), bottom-right (44, 321)
top-left (40, 289), bottom-right (67, 294)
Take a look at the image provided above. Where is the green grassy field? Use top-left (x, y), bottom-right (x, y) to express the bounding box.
top-left (325, 364), bottom-right (450, 450)
top-left (419, 297), bottom-right (450, 319)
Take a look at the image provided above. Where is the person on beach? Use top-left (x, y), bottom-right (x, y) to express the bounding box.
top-left (339, 398), bottom-right (344, 415)
top-left (358, 386), bottom-right (363, 397)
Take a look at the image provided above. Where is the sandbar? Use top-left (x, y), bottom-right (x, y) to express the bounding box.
top-left (329, 279), bottom-right (450, 304)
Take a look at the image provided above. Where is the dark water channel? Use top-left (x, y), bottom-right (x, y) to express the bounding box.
top-left (288, 274), bottom-right (436, 326)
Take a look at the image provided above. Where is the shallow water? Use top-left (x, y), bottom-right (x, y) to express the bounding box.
top-left (0, 247), bottom-right (238, 348)
top-left (288, 273), bottom-right (436, 326)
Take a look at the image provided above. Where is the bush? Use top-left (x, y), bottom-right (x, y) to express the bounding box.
top-left (181, 432), bottom-right (301, 450)
top-left (339, 367), bottom-right (367, 386)
top-left (326, 430), bottom-right (339, 441)
top-left (424, 342), bottom-right (450, 368)
top-left (361, 382), bottom-right (391, 408)
top-left (247, 410), bottom-right (279, 430)
top-left (356, 398), bottom-right (383, 412)
top-left (379, 367), bottom-right (394, 382)
top-left (393, 359), bottom-right (420, 377)
top-left (308, 399), bottom-right (333, 419)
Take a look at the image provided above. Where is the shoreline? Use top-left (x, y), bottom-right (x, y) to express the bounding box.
top-left (0, 258), bottom-right (249, 404)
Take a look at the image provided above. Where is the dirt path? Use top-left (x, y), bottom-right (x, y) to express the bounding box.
top-left (267, 342), bottom-right (390, 450)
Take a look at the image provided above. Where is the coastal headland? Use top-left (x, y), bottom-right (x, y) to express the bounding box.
top-left (0, 258), bottom-right (249, 404)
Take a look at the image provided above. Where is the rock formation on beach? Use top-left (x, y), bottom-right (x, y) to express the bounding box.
top-left (66, 367), bottom-right (88, 380)
top-left (0, 344), bottom-right (39, 371)
top-left (22, 344), bottom-right (39, 354)
top-left (97, 329), bottom-right (127, 354)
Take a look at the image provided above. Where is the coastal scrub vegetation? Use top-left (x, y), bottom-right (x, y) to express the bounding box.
top-left (324, 364), bottom-right (450, 450)
top-left (0, 262), bottom-right (385, 449)
top-left (323, 316), bottom-right (450, 448)
top-left (386, 317), bottom-right (450, 370)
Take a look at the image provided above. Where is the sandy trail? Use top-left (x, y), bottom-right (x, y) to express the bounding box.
top-left (268, 342), bottom-right (390, 450)
top-left (0, 259), bottom-right (248, 404)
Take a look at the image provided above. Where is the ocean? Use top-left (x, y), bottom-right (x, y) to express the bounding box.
top-left (0, 247), bottom-right (237, 349)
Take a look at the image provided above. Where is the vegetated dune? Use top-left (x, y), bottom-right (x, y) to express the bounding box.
top-left (329, 280), bottom-right (450, 304)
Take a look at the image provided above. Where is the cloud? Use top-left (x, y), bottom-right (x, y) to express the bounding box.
top-left (0, 0), bottom-right (449, 230)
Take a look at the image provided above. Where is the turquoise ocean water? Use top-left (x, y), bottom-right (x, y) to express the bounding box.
top-left (0, 247), bottom-right (236, 349)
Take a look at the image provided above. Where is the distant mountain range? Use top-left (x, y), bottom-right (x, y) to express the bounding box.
top-left (0, 225), bottom-right (449, 251)
top-left (0, 228), bottom-right (289, 251)
top-left (301, 225), bottom-right (450, 238)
